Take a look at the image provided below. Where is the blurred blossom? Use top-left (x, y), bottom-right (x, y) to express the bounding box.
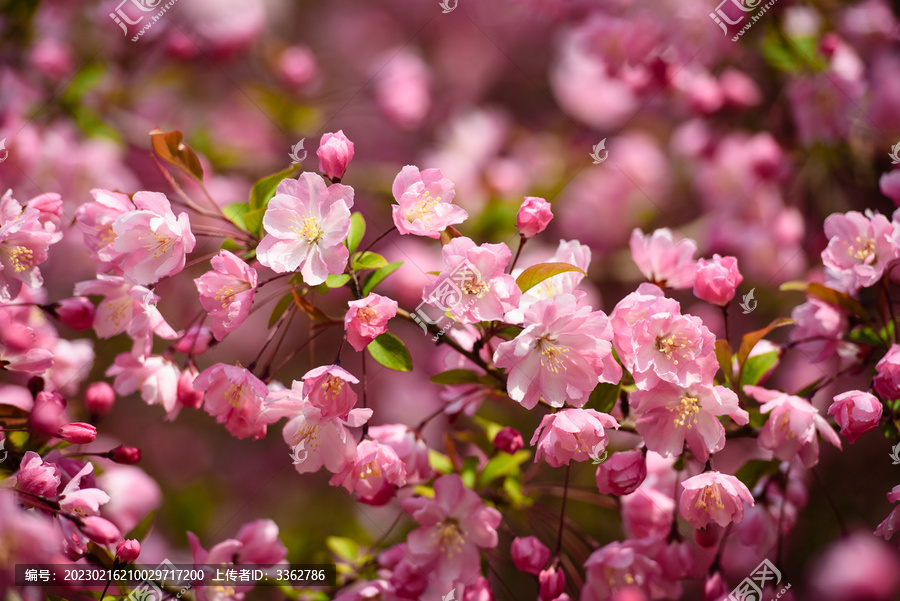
top-left (493, 426), bottom-right (524, 454)
top-left (595, 449), bottom-right (647, 496)
top-left (511, 536), bottom-right (550, 574)
top-left (85, 381), bottom-right (116, 417)
top-left (373, 49), bottom-right (431, 129)
top-left (810, 533), bottom-right (900, 601)
top-left (276, 45), bottom-right (318, 89)
top-left (629, 228), bottom-right (697, 290)
top-left (827, 391), bottom-right (882, 444)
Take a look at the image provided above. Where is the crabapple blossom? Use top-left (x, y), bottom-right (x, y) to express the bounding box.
top-left (16, 451), bottom-right (61, 498)
top-left (329, 439), bottom-right (407, 506)
top-left (391, 165), bottom-right (467, 238)
top-left (106, 353), bottom-right (181, 420)
top-left (28, 391), bottom-right (68, 436)
top-left (51, 297), bottom-right (95, 330)
top-left (79, 516), bottom-right (121, 544)
top-left (630, 311), bottom-right (717, 390)
top-left (875, 485), bottom-right (900, 540)
top-left (177, 367), bottom-right (204, 409)
top-left (874, 344), bottom-right (900, 400)
top-left (679, 471), bottom-right (754, 528)
top-left (692, 254), bottom-right (742, 306)
top-left (595, 449), bottom-right (647, 496)
top-left (0, 190), bottom-right (62, 302)
top-left (510, 536), bottom-right (550, 574)
top-left (116, 539), bottom-right (141, 563)
top-left (790, 296), bottom-right (849, 363)
top-left (629, 228), bottom-right (697, 289)
top-left (493, 426), bottom-right (524, 454)
top-left (111, 191), bottom-right (196, 286)
top-left (256, 172), bottom-right (354, 285)
top-left (401, 474), bottom-right (501, 583)
top-left (172, 324), bottom-right (214, 355)
top-left (368, 424), bottom-right (431, 483)
top-left (609, 283), bottom-right (681, 372)
top-left (828, 391), bottom-right (883, 444)
top-left (821, 210), bottom-right (896, 292)
top-left (194, 250), bottom-right (258, 341)
top-left (745, 386), bottom-right (842, 467)
top-left (301, 364), bottom-right (359, 420)
top-left (582, 541), bottom-right (678, 601)
top-left (621, 487), bottom-right (674, 540)
top-left (516, 196), bottom-right (553, 238)
top-left (0, 344), bottom-right (53, 374)
top-left (507, 239), bottom-right (592, 324)
top-left (27, 193), bottom-right (63, 229)
top-left (107, 445), bottom-right (142, 465)
top-left (539, 565), bottom-right (565, 601)
top-left (530, 409), bottom-right (619, 467)
top-left (75, 188), bottom-right (133, 269)
top-left (193, 363), bottom-right (272, 439)
top-left (56, 422), bottom-right (97, 444)
top-left (317, 130), bottom-right (354, 180)
top-left (493, 293), bottom-right (622, 409)
top-left (422, 237), bottom-right (520, 323)
top-left (344, 293), bottom-right (398, 351)
top-left (281, 400), bottom-right (372, 474)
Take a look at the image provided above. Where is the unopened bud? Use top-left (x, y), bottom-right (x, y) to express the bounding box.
top-left (116, 539), bottom-right (141, 564)
top-left (85, 382), bottom-right (116, 418)
top-left (80, 516), bottom-right (121, 544)
top-left (57, 422), bottom-right (97, 444)
top-left (51, 297), bottom-right (95, 331)
top-left (107, 445), bottom-right (141, 464)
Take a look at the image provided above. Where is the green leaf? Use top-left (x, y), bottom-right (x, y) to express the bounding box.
top-left (345, 213), bottom-right (366, 253)
top-left (715, 339), bottom-right (734, 387)
top-left (503, 475), bottom-right (532, 507)
top-left (735, 459), bottom-right (781, 489)
top-left (221, 238), bottom-right (242, 251)
top-left (223, 202), bottom-right (250, 231)
top-left (249, 166), bottom-right (298, 211)
top-left (746, 407), bottom-right (768, 428)
top-left (326, 273), bottom-right (351, 288)
top-left (124, 510), bottom-right (156, 543)
top-left (243, 206), bottom-right (267, 237)
top-left (515, 262), bottom-right (586, 294)
top-left (473, 416), bottom-right (504, 442)
top-left (494, 326), bottom-right (522, 340)
top-left (780, 281), bottom-right (868, 320)
top-left (150, 128), bottom-right (204, 181)
top-left (362, 261), bottom-right (403, 296)
top-left (61, 63), bottom-right (105, 106)
top-left (429, 450), bottom-right (453, 474)
top-left (586, 382), bottom-right (619, 414)
top-left (736, 317), bottom-right (794, 367)
top-left (326, 536), bottom-right (359, 561)
top-left (461, 456), bottom-right (479, 489)
top-left (480, 450), bottom-right (531, 486)
top-left (269, 293), bottom-right (294, 328)
top-left (367, 332), bottom-right (413, 371)
top-left (430, 369), bottom-right (480, 386)
top-left (740, 351), bottom-right (779, 387)
top-left (352, 251), bottom-right (389, 271)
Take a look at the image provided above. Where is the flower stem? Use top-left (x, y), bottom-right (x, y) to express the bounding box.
top-left (555, 463), bottom-right (572, 556)
top-left (508, 234), bottom-right (526, 274)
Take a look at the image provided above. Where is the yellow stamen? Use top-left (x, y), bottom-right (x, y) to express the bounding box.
top-left (672, 394), bottom-right (701, 429)
top-left (1, 245), bottom-right (34, 273)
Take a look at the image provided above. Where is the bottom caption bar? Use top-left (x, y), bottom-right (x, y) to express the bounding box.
top-left (15, 564), bottom-right (336, 587)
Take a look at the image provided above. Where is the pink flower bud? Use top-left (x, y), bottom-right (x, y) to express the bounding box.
top-left (173, 325), bottom-right (214, 355)
top-left (703, 571), bottom-right (727, 601)
top-left (116, 539), bottom-right (141, 564)
top-left (85, 382), bottom-right (116, 417)
top-left (693, 254), bottom-right (743, 306)
top-left (277, 46), bottom-right (317, 88)
top-left (828, 391), bottom-right (883, 444)
top-left (29, 391), bottom-right (67, 436)
top-left (595, 449), bottom-right (647, 496)
top-left (177, 368), bottom-right (204, 409)
top-left (493, 426), bottom-right (524, 454)
top-left (539, 565), bottom-right (565, 601)
top-left (511, 536), bottom-right (550, 574)
top-left (80, 516), bottom-right (121, 544)
top-left (516, 196), bottom-right (553, 238)
top-left (57, 422), bottom-right (97, 444)
top-left (317, 130), bottom-right (355, 180)
top-left (51, 297), bottom-right (95, 331)
top-left (875, 344), bottom-right (900, 401)
top-left (108, 445), bottom-right (142, 464)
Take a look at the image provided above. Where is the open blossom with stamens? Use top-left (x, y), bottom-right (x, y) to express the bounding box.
top-left (195, 250), bottom-right (258, 341)
top-left (256, 173), bottom-right (354, 285)
top-left (75, 188), bottom-right (133, 270)
top-left (678, 471), bottom-right (755, 528)
top-left (530, 409), bottom-right (619, 467)
top-left (281, 398), bottom-right (372, 474)
top-left (329, 439), bottom-right (407, 506)
top-left (193, 363), bottom-right (272, 440)
top-left (630, 311), bottom-right (717, 390)
top-left (821, 210), bottom-right (896, 292)
top-left (401, 474), bottom-right (501, 583)
top-left (0, 190), bottom-right (62, 302)
top-left (368, 424), bottom-right (431, 483)
top-left (302, 364), bottom-right (359, 420)
top-left (106, 353), bottom-right (181, 420)
top-left (609, 283), bottom-right (681, 372)
top-left (493, 293), bottom-right (622, 409)
top-left (631, 373), bottom-right (748, 461)
top-left (111, 191), bottom-right (196, 286)
top-left (629, 228), bottom-right (698, 289)
top-left (582, 541), bottom-right (679, 601)
top-left (745, 385), bottom-right (842, 467)
top-left (423, 237), bottom-right (520, 324)
top-left (391, 165), bottom-right (468, 238)
top-left (345, 293), bottom-right (398, 351)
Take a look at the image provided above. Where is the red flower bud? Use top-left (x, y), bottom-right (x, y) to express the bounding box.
top-left (493, 426), bottom-right (524, 454)
top-left (116, 539), bottom-right (141, 564)
top-left (57, 422), bottom-right (97, 444)
top-left (108, 445), bottom-right (142, 464)
top-left (52, 297), bottom-right (95, 331)
top-left (85, 381), bottom-right (116, 417)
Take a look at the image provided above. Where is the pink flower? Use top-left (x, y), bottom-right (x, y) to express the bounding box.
top-left (621, 487), bottom-right (674, 540)
top-left (876, 485), bottom-right (900, 540)
top-left (582, 541), bottom-right (677, 601)
top-left (790, 296), bottom-right (849, 363)
top-left (112, 191), bottom-right (196, 285)
top-left (116, 539), bottom-right (141, 563)
top-left (107, 445), bottom-right (142, 465)
top-left (809, 533), bottom-right (900, 601)
top-left (745, 386), bottom-right (843, 467)
top-left (631, 379), bottom-right (747, 461)
top-left (329, 440), bottom-right (407, 506)
top-left (595, 450), bottom-right (647, 496)
top-left (302, 365), bottom-right (359, 420)
top-left (52, 297), bottom-right (95, 330)
top-left (173, 324), bottom-right (214, 355)
top-left (177, 367), bottom-right (204, 409)
top-left (317, 130), bottom-right (355, 180)
top-left (27, 193), bottom-right (63, 229)
top-left (423, 237), bottom-right (521, 324)
top-left (531, 409), bottom-right (619, 467)
top-left (827, 391), bottom-right (883, 444)
top-left (493, 426), bottom-right (525, 454)
top-left (232, 519), bottom-right (289, 566)
top-left (391, 165), bottom-right (468, 238)
top-left (402, 474), bottom-right (501, 583)
top-left (693, 254), bottom-right (743, 306)
top-left (511, 536), bottom-right (550, 574)
top-left (493, 294), bottom-right (622, 409)
top-left (875, 344), bottom-right (900, 400)
top-left (345, 293), bottom-right (398, 352)
top-left (678, 471), bottom-right (754, 528)
top-left (195, 250), bottom-right (258, 341)
top-left (0, 190), bottom-right (62, 302)
top-left (0, 345), bottom-right (54, 374)
top-left (821, 210), bottom-right (897, 292)
top-left (193, 363), bottom-right (271, 440)
top-left (75, 188), bottom-right (134, 269)
top-left (539, 565), bottom-right (565, 601)
top-left (106, 354), bottom-right (180, 420)
top-left (80, 516), bottom-right (121, 544)
top-left (16, 451), bottom-right (61, 498)
top-left (516, 196), bottom-right (553, 238)
top-left (281, 399), bottom-right (372, 475)
top-left (256, 173), bottom-right (354, 285)
top-left (57, 422), bottom-right (97, 444)
top-left (629, 228), bottom-right (697, 289)
top-left (507, 239), bottom-right (592, 324)
top-left (609, 284), bottom-right (681, 372)
top-left (368, 424), bottom-right (431, 483)
top-left (28, 391), bottom-right (68, 436)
